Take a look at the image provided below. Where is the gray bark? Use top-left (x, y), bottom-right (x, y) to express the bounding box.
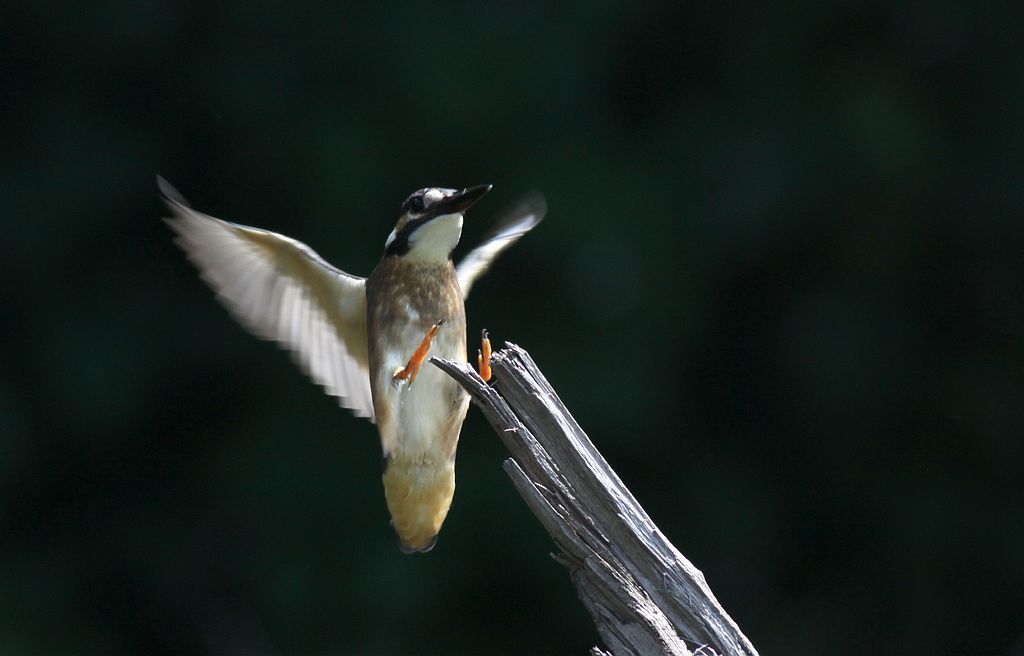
top-left (432, 345), bottom-right (758, 656)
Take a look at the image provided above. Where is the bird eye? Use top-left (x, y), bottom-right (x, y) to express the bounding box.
top-left (404, 195), bottom-right (426, 214)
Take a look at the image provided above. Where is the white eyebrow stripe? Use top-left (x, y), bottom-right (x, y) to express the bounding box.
top-left (425, 189), bottom-right (447, 204)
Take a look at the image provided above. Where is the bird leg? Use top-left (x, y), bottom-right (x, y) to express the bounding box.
top-left (477, 329), bottom-right (492, 382)
top-left (393, 319), bottom-right (446, 385)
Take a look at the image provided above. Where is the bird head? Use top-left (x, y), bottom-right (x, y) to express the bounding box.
top-left (384, 185), bottom-right (491, 261)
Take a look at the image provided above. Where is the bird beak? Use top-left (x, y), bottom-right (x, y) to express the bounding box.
top-left (436, 184), bottom-right (492, 215)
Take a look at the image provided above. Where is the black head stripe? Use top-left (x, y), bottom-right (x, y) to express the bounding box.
top-left (385, 215), bottom-right (431, 257)
top-left (385, 232), bottom-right (410, 257)
top-left (401, 194), bottom-right (426, 215)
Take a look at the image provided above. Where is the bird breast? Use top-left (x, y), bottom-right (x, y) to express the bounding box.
top-left (365, 258), bottom-right (469, 460)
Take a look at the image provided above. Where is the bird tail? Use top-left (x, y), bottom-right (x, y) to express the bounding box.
top-left (382, 457), bottom-right (456, 553)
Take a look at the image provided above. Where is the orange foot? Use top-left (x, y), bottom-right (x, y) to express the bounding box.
top-left (477, 329), bottom-right (492, 382)
top-left (393, 319), bottom-right (446, 386)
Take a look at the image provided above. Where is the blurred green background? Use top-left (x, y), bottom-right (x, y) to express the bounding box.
top-left (3, 2), bottom-right (1023, 655)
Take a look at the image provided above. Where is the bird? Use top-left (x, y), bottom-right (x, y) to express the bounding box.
top-left (159, 177), bottom-right (545, 553)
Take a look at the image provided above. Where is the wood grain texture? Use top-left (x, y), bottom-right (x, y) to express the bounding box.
top-left (432, 345), bottom-right (758, 656)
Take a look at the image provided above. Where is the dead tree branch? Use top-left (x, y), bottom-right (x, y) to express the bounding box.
top-left (432, 344), bottom-right (758, 656)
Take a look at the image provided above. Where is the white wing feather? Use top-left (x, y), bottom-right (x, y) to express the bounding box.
top-left (160, 178), bottom-right (375, 422)
top-left (456, 193), bottom-right (546, 299)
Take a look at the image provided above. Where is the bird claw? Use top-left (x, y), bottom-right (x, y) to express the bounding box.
top-left (392, 319), bottom-right (446, 387)
top-left (391, 367), bottom-right (411, 390)
top-left (477, 328), bottom-right (492, 382)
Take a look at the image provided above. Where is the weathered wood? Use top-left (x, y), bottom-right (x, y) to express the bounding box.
top-left (432, 345), bottom-right (758, 656)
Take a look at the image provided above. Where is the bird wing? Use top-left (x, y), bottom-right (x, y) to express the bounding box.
top-left (160, 177), bottom-right (376, 422)
top-left (456, 193), bottom-right (546, 299)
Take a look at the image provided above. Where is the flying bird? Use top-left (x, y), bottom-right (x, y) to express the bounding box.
top-left (160, 178), bottom-right (544, 552)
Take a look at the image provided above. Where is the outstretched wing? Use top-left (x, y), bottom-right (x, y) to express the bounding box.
top-left (160, 177), bottom-right (375, 421)
top-left (456, 192), bottom-right (546, 299)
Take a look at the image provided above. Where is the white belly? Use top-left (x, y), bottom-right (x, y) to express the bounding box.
top-left (373, 320), bottom-right (468, 459)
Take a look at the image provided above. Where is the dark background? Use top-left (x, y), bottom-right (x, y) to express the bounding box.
top-left (3, 2), bottom-right (1023, 655)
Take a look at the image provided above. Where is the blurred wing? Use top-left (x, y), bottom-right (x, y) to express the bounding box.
top-left (159, 177), bottom-right (375, 422)
top-left (456, 192), bottom-right (546, 299)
